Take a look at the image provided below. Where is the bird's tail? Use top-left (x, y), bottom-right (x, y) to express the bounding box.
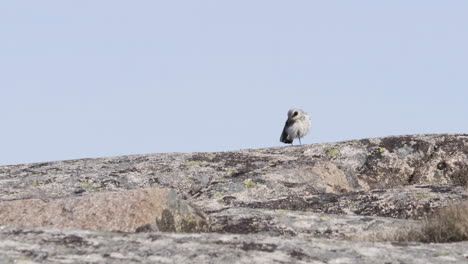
top-left (280, 131), bottom-right (293, 144)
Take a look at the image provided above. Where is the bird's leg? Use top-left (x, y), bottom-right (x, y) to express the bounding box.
top-left (299, 138), bottom-right (302, 145)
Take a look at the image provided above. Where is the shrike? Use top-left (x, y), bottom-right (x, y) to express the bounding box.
top-left (280, 109), bottom-right (311, 145)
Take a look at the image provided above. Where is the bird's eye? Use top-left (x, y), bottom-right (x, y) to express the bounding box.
top-left (293, 112), bottom-right (298, 117)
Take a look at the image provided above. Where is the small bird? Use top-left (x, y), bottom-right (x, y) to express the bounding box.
top-left (280, 108), bottom-right (311, 145)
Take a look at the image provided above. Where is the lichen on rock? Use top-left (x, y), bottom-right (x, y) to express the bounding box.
top-left (1, 134), bottom-right (468, 262)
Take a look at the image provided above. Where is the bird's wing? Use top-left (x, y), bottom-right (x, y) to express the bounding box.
top-left (280, 120), bottom-right (293, 143)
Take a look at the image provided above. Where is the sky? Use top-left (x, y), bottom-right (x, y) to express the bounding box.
top-left (1, 1), bottom-right (468, 166)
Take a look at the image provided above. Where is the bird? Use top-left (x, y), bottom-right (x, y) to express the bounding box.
top-left (280, 108), bottom-right (311, 145)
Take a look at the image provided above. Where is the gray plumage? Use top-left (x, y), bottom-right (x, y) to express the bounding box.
top-left (280, 109), bottom-right (311, 145)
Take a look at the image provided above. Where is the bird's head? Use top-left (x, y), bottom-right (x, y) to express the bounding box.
top-left (288, 109), bottom-right (303, 120)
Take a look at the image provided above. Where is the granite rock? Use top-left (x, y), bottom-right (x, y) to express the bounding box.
top-left (1, 134), bottom-right (468, 263)
top-left (0, 188), bottom-right (207, 233)
top-left (0, 226), bottom-right (467, 264)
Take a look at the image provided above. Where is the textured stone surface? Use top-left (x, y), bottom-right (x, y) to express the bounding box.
top-left (209, 207), bottom-right (414, 240)
top-left (0, 134), bottom-right (468, 262)
top-left (229, 185), bottom-right (468, 220)
top-left (1, 134), bottom-right (467, 211)
top-left (0, 226), bottom-right (467, 264)
top-left (0, 189), bottom-right (207, 233)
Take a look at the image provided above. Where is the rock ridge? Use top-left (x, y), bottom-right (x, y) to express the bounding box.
top-left (1, 134), bottom-right (468, 263)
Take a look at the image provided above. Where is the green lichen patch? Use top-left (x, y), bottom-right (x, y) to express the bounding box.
top-left (378, 147), bottom-right (385, 153)
top-left (326, 148), bottom-right (340, 158)
top-left (185, 161), bottom-right (209, 167)
top-left (243, 179), bottom-right (256, 188)
top-left (320, 216), bottom-right (329, 221)
top-left (205, 153), bottom-right (216, 159)
top-left (253, 149), bottom-right (263, 152)
top-left (213, 179), bottom-right (225, 183)
top-left (227, 170), bottom-right (236, 174)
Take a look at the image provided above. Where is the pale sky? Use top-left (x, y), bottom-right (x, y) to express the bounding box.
top-left (1, 1), bottom-right (468, 165)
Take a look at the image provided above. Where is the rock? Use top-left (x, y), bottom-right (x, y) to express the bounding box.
top-left (0, 188), bottom-right (207, 233)
top-left (1, 134), bottom-right (467, 212)
top-left (0, 134), bottom-right (468, 262)
top-left (208, 207), bottom-right (414, 240)
top-left (232, 185), bottom-right (468, 220)
top-left (0, 226), bottom-right (467, 264)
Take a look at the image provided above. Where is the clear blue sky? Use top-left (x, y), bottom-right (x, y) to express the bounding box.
top-left (1, 1), bottom-right (467, 166)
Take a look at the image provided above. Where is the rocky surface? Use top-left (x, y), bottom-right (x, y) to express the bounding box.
top-left (0, 188), bottom-right (207, 233)
top-left (0, 226), bottom-right (467, 264)
top-left (209, 207), bottom-right (414, 240)
top-left (0, 134), bottom-right (468, 263)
